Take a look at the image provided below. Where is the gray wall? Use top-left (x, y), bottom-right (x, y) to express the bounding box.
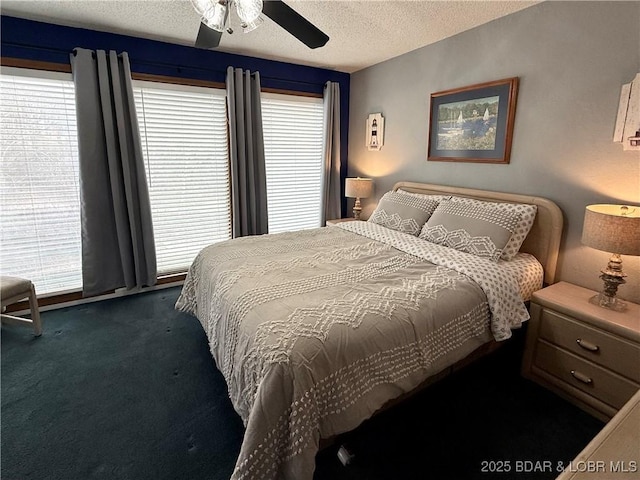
top-left (348, 1), bottom-right (640, 303)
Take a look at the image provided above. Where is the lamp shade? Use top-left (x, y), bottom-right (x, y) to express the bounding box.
top-left (581, 204), bottom-right (640, 256)
top-left (345, 177), bottom-right (373, 199)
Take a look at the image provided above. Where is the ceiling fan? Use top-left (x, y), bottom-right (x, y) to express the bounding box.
top-left (191, 0), bottom-right (330, 50)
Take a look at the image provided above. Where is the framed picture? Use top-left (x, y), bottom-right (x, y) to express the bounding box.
top-left (366, 113), bottom-right (384, 151)
top-left (427, 77), bottom-right (519, 164)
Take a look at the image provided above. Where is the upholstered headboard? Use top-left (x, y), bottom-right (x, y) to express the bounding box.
top-left (392, 182), bottom-right (564, 285)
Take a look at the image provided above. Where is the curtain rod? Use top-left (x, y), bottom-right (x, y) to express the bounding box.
top-left (8, 42), bottom-right (336, 88)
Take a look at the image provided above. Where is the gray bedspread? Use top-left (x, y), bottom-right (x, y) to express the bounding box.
top-left (176, 221), bottom-right (542, 480)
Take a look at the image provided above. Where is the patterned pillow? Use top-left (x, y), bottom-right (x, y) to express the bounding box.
top-left (368, 191), bottom-right (441, 236)
top-left (419, 198), bottom-right (520, 261)
top-left (500, 204), bottom-right (537, 260)
top-left (449, 197), bottom-right (537, 260)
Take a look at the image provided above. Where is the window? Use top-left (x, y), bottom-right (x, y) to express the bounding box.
top-left (262, 93), bottom-right (324, 234)
top-left (0, 69), bottom-right (320, 296)
top-left (133, 81), bottom-right (231, 274)
top-left (0, 68), bottom-right (82, 295)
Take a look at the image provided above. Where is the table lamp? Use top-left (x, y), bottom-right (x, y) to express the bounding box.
top-left (345, 177), bottom-right (373, 220)
top-left (581, 204), bottom-right (640, 311)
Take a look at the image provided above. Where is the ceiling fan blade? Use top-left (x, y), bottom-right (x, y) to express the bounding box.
top-left (195, 22), bottom-right (223, 49)
top-left (262, 0), bottom-right (329, 49)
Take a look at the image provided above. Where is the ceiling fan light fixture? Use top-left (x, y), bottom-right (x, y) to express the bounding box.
top-left (235, 0), bottom-right (263, 23)
top-left (202, 1), bottom-right (228, 32)
top-left (192, 0), bottom-right (329, 50)
top-left (241, 15), bottom-right (263, 33)
top-left (190, 0), bottom-right (212, 16)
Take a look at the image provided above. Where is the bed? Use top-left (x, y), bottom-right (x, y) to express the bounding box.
top-left (175, 181), bottom-right (563, 480)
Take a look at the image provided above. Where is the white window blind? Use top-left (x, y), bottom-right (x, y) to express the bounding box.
top-left (262, 93), bottom-right (324, 234)
top-left (0, 68), bottom-right (82, 296)
top-left (133, 81), bottom-right (231, 274)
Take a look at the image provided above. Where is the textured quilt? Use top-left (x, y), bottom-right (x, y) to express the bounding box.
top-left (175, 221), bottom-right (543, 480)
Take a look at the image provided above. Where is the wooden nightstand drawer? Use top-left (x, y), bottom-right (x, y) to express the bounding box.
top-left (534, 341), bottom-right (639, 410)
top-left (539, 309), bottom-right (640, 383)
top-left (523, 282), bottom-right (640, 420)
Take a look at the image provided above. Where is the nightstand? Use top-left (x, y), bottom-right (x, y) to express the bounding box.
top-left (326, 218), bottom-right (358, 226)
top-left (522, 282), bottom-right (640, 421)
top-left (556, 389), bottom-right (640, 480)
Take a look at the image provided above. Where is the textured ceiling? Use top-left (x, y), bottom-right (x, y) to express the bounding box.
top-left (1, 0), bottom-right (539, 73)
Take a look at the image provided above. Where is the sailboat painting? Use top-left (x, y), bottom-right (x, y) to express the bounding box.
top-left (428, 77), bottom-right (519, 164)
top-left (436, 95), bottom-right (500, 151)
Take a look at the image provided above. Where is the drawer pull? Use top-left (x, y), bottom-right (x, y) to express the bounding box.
top-left (570, 370), bottom-right (593, 385)
top-left (576, 338), bottom-right (599, 352)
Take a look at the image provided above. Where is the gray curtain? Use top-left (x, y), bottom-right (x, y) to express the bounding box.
top-left (70, 48), bottom-right (156, 297)
top-left (226, 66), bottom-right (269, 237)
top-left (321, 81), bottom-right (341, 223)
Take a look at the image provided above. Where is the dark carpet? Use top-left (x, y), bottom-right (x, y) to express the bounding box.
top-left (1, 287), bottom-right (603, 480)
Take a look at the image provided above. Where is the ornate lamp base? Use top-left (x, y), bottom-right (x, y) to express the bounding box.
top-left (588, 292), bottom-right (627, 312)
top-left (352, 197), bottom-right (362, 220)
top-left (591, 253), bottom-right (627, 312)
